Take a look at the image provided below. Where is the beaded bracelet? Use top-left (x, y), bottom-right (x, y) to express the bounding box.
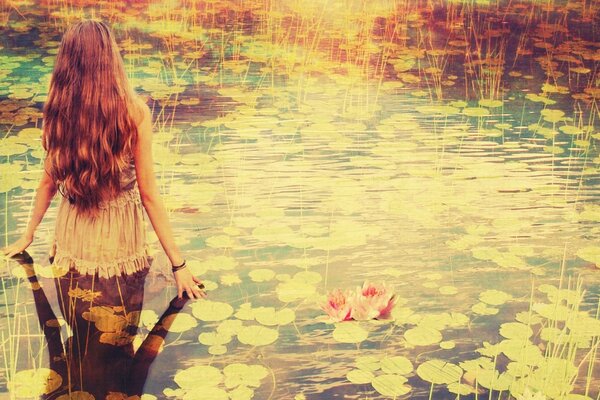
top-left (172, 259), bottom-right (187, 272)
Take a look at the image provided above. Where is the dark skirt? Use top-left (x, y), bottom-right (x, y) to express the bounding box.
top-left (50, 255), bottom-right (150, 398)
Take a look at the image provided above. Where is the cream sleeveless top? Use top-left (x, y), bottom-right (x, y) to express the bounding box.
top-left (51, 156), bottom-right (152, 279)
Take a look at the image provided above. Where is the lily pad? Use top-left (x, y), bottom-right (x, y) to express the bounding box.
top-left (499, 322), bottom-right (533, 340)
top-left (223, 363), bottom-right (269, 388)
top-left (249, 269), bottom-right (276, 282)
top-left (333, 322), bottom-right (368, 343)
top-left (404, 326), bottom-right (443, 346)
top-left (576, 246), bottom-right (600, 266)
top-left (198, 331), bottom-right (232, 346)
top-left (191, 300), bottom-right (234, 321)
top-left (237, 325), bottom-right (279, 346)
top-left (371, 374), bottom-right (411, 397)
top-left (174, 365), bottom-right (223, 389)
top-left (479, 290), bottom-right (512, 306)
top-left (416, 360), bottom-right (463, 384)
top-left (462, 107), bottom-right (490, 117)
top-left (471, 302), bottom-right (499, 315)
top-left (7, 368), bottom-right (62, 396)
top-left (347, 369), bottom-right (375, 384)
top-left (541, 109), bottom-right (565, 123)
top-left (355, 356), bottom-right (380, 371)
top-left (380, 356), bottom-right (413, 375)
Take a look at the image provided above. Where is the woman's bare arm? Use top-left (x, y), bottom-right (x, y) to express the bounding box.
top-left (2, 157), bottom-right (57, 257)
top-left (133, 101), bottom-right (184, 266)
top-left (132, 99), bottom-right (205, 299)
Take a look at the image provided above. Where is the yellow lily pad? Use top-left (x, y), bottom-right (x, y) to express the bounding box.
top-left (191, 300), bottom-right (234, 321)
top-left (7, 368), bottom-right (62, 396)
top-left (347, 369), bottom-right (375, 384)
top-left (404, 326), bottom-right (442, 346)
top-left (380, 356), bottom-right (413, 375)
top-left (479, 290), bottom-right (512, 306)
top-left (332, 322), bottom-right (368, 343)
top-left (174, 365), bottom-right (223, 389)
top-left (371, 374), bottom-right (411, 397)
top-left (237, 325), bottom-right (279, 346)
top-left (249, 268), bottom-right (275, 282)
top-left (416, 360), bottom-right (463, 384)
top-left (499, 322), bottom-right (533, 340)
top-left (355, 355), bottom-right (380, 371)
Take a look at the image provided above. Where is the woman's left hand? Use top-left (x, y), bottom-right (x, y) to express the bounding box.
top-left (2, 235), bottom-right (33, 258)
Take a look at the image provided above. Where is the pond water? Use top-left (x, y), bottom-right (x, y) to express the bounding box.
top-left (1, 0), bottom-right (599, 399)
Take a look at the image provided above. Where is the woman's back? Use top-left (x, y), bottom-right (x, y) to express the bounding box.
top-left (52, 147), bottom-right (152, 279)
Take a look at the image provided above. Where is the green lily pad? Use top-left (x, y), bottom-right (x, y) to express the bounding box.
top-left (0, 139), bottom-right (28, 156)
top-left (479, 99), bottom-right (503, 108)
top-left (506, 361), bottom-right (531, 378)
top-left (415, 105), bottom-right (461, 115)
top-left (228, 386), bottom-right (254, 400)
top-left (198, 331), bottom-right (232, 346)
top-left (208, 345), bottom-right (228, 355)
top-left (205, 235), bottom-right (235, 248)
top-left (498, 339), bottom-right (544, 366)
top-left (254, 307), bottom-right (296, 326)
top-left (191, 300), bottom-right (234, 321)
top-left (237, 325), bottom-right (279, 346)
top-left (416, 360), bottom-right (463, 384)
top-left (449, 101), bottom-right (468, 108)
top-left (447, 382), bottom-right (474, 395)
top-left (449, 313), bottom-right (469, 327)
top-left (462, 107), bottom-right (490, 117)
top-left (439, 286), bottom-right (458, 295)
top-left (440, 341), bottom-right (456, 350)
top-left (532, 303), bottom-right (571, 321)
top-left (165, 313), bottom-right (198, 332)
top-left (479, 290), bottom-right (512, 306)
top-left (347, 369), bottom-right (375, 384)
top-left (404, 327), bottom-right (443, 346)
top-left (217, 319), bottom-right (243, 335)
top-left (223, 363), bottom-right (269, 388)
top-left (499, 323), bottom-right (533, 340)
top-left (333, 323), bottom-right (368, 343)
top-left (576, 246), bottom-right (600, 266)
top-left (7, 368), bottom-right (62, 396)
top-left (476, 370), bottom-right (513, 391)
top-left (540, 327), bottom-right (563, 343)
top-left (380, 356), bottom-right (413, 375)
top-left (541, 109), bottom-right (565, 123)
top-left (249, 268), bottom-right (276, 282)
top-left (371, 374), bottom-right (411, 397)
top-left (355, 356), bottom-right (380, 371)
top-left (559, 125), bottom-right (583, 135)
top-left (471, 302), bottom-right (499, 315)
top-left (174, 365), bottom-right (223, 389)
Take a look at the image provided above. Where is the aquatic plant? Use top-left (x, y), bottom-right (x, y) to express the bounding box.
top-left (321, 281), bottom-right (397, 322)
top-left (321, 288), bottom-right (354, 322)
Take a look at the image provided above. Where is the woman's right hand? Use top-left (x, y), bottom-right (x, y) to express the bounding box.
top-left (2, 234), bottom-right (33, 258)
top-left (173, 267), bottom-right (206, 300)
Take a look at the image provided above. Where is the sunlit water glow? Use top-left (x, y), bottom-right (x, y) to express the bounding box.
top-left (1, 0), bottom-right (599, 399)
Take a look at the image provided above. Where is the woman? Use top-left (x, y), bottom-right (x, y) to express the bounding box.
top-left (2, 19), bottom-right (205, 396)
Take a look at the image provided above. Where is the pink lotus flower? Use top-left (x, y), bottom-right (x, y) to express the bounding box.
top-left (321, 289), bottom-right (353, 322)
top-left (350, 281), bottom-right (397, 321)
top-left (321, 281), bottom-right (397, 322)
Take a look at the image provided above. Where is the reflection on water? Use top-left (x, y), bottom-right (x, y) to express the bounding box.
top-left (6, 251), bottom-right (190, 398)
top-left (1, 0), bottom-right (599, 398)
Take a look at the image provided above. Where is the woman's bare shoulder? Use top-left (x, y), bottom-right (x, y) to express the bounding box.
top-left (130, 94), bottom-right (151, 127)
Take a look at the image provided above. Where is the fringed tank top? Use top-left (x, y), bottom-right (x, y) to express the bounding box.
top-left (51, 156), bottom-right (152, 279)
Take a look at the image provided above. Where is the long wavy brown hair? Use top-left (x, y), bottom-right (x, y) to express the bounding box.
top-left (42, 19), bottom-right (140, 218)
